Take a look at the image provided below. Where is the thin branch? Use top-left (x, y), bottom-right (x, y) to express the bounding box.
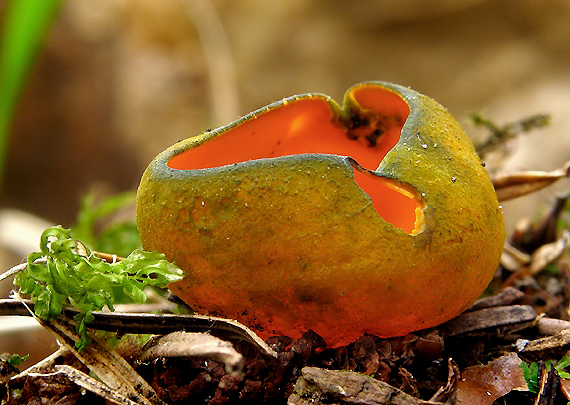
top-left (30, 366), bottom-right (143, 405)
top-left (0, 258), bottom-right (48, 282)
top-left (0, 299), bottom-right (277, 358)
top-left (472, 113), bottom-right (550, 159)
top-left (93, 251), bottom-right (125, 263)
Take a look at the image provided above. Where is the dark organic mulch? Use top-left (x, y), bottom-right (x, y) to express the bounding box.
top-left (133, 327), bottom-right (547, 405)
top-left (143, 331), bottom-right (409, 404)
top-left (7, 371), bottom-right (101, 405)
top-left (134, 330), bottom-right (444, 404)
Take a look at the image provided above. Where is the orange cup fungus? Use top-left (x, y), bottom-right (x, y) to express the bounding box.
top-left (136, 81), bottom-right (505, 347)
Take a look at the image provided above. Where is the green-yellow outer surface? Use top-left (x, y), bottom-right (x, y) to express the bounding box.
top-left (136, 81), bottom-right (505, 347)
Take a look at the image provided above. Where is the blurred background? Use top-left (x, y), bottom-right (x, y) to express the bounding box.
top-left (1, 0), bottom-right (570, 361)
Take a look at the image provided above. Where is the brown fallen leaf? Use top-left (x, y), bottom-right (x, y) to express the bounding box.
top-left (501, 243), bottom-right (531, 272)
top-left (559, 378), bottom-right (570, 401)
top-left (353, 335), bottom-right (381, 376)
top-left (456, 353), bottom-right (528, 405)
top-left (530, 231), bottom-right (570, 275)
top-left (491, 160), bottom-right (570, 202)
top-left (26, 366), bottom-right (143, 405)
top-left (138, 331), bottom-right (244, 377)
top-left (38, 314), bottom-right (164, 405)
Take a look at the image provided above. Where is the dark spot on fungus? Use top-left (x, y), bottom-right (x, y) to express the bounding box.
top-left (365, 128), bottom-right (385, 147)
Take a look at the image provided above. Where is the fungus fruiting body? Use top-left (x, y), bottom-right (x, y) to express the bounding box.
top-left (136, 81), bottom-right (505, 347)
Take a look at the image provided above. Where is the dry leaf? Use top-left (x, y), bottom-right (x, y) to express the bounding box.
top-left (429, 358), bottom-right (459, 403)
top-left (139, 331), bottom-right (244, 377)
top-left (529, 231), bottom-right (570, 274)
top-left (492, 160), bottom-right (570, 201)
top-left (0, 298), bottom-right (278, 358)
top-left (456, 353), bottom-right (528, 404)
top-left (501, 243), bottom-right (531, 272)
top-left (559, 378), bottom-right (570, 401)
top-left (27, 365), bottom-right (142, 405)
top-left (523, 193), bottom-right (570, 252)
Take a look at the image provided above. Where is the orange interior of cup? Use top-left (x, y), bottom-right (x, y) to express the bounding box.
top-left (168, 86), bottom-right (422, 234)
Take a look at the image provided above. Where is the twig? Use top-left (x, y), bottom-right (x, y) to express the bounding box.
top-left (467, 286), bottom-right (525, 311)
top-left (10, 347), bottom-right (70, 382)
top-left (473, 113), bottom-right (550, 159)
top-left (537, 318), bottom-right (570, 336)
top-left (0, 299), bottom-right (277, 358)
top-left (30, 366), bottom-right (143, 405)
top-left (0, 257), bottom-right (48, 282)
top-left (93, 251), bottom-right (125, 263)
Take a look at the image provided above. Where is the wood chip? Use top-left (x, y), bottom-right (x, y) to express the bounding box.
top-left (438, 305), bottom-right (537, 337)
top-left (467, 287), bottom-right (525, 311)
top-left (537, 317), bottom-right (570, 336)
top-left (288, 366), bottom-right (444, 405)
top-left (518, 329), bottom-right (570, 362)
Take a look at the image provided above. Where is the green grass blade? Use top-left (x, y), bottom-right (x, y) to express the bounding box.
top-left (0, 0), bottom-right (61, 182)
